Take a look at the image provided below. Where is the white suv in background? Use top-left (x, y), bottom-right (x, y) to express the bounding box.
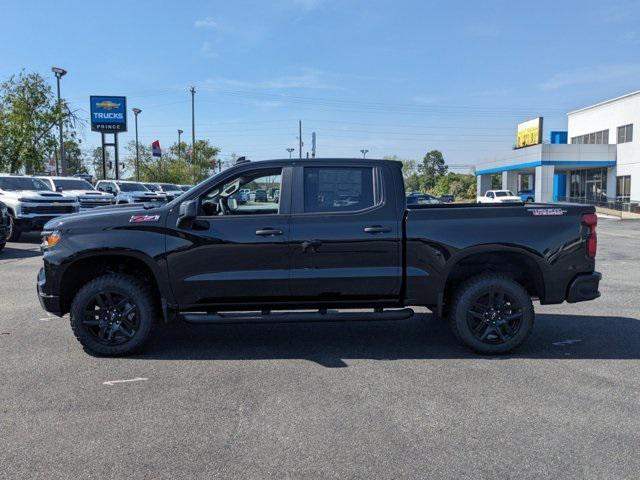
top-left (0, 175), bottom-right (79, 241)
top-left (477, 190), bottom-right (523, 203)
top-left (37, 176), bottom-right (114, 211)
top-left (95, 180), bottom-right (165, 205)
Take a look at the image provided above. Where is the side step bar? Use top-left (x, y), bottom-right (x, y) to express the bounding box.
top-left (181, 308), bottom-right (415, 325)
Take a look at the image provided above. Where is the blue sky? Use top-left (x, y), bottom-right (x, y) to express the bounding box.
top-left (1, 0), bottom-right (639, 169)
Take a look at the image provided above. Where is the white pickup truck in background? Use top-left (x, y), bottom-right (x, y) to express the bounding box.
top-left (477, 189), bottom-right (522, 203)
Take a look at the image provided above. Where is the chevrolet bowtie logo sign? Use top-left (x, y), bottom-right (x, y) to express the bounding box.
top-left (95, 100), bottom-right (121, 110)
top-left (90, 96), bottom-right (127, 133)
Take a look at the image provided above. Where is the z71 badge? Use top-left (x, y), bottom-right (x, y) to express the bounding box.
top-left (129, 214), bottom-right (160, 223)
top-left (528, 208), bottom-right (567, 216)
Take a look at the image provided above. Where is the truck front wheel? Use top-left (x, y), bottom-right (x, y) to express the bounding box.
top-left (69, 274), bottom-right (156, 356)
top-left (449, 273), bottom-right (534, 354)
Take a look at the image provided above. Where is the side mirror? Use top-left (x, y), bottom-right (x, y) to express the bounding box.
top-left (56, 186), bottom-right (64, 192)
top-left (177, 199), bottom-right (198, 227)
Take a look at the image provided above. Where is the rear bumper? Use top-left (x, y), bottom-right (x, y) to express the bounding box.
top-left (566, 271), bottom-right (601, 303)
top-left (37, 267), bottom-right (62, 316)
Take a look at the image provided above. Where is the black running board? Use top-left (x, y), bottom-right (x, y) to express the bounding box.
top-left (180, 308), bottom-right (414, 325)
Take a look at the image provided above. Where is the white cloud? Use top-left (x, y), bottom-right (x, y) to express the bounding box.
top-left (194, 17), bottom-right (218, 29)
top-left (291, 0), bottom-right (324, 10)
top-left (412, 95), bottom-right (438, 105)
top-left (200, 41), bottom-right (217, 59)
top-left (198, 68), bottom-right (335, 91)
top-left (539, 64), bottom-right (640, 90)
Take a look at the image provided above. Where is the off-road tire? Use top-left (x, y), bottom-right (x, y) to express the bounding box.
top-left (449, 273), bottom-right (534, 354)
top-left (70, 274), bottom-right (156, 356)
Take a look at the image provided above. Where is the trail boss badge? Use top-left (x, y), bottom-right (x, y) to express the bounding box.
top-left (129, 214), bottom-right (160, 223)
top-left (528, 208), bottom-right (567, 216)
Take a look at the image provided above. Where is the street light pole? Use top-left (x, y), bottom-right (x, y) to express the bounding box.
top-left (51, 67), bottom-right (67, 175)
top-left (298, 120), bottom-right (302, 159)
top-left (286, 147), bottom-right (294, 159)
top-left (190, 87), bottom-right (196, 182)
top-left (360, 149), bottom-right (369, 159)
top-left (132, 108), bottom-right (142, 181)
top-left (177, 129), bottom-right (183, 161)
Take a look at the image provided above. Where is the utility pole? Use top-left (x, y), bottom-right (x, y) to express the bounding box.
top-left (311, 132), bottom-right (316, 158)
top-left (286, 147), bottom-right (294, 159)
top-left (51, 67), bottom-right (67, 175)
top-left (132, 108), bottom-right (142, 181)
top-left (177, 129), bottom-right (183, 161)
top-left (190, 87), bottom-right (196, 182)
top-left (360, 149), bottom-right (369, 159)
top-left (298, 120), bottom-right (302, 159)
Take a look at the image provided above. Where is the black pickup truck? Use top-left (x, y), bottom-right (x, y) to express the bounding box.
top-left (37, 158), bottom-right (601, 356)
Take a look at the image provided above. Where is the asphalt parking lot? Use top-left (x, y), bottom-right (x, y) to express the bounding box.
top-left (1, 218), bottom-right (639, 479)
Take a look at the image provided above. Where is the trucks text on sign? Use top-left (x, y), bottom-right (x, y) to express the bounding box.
top-left (90, 96), bottom-right (127, 132)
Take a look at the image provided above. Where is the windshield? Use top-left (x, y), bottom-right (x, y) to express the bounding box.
top-left (53, 179), bottom-right (94, 191)
top-left (495, 191), bottom-right (515, 197)
top-left (160, 183), bottom-right (180, 191)
top-left (0, 176), bottom-right (51, 191)
top-left (118, 182), bottom-right (149, 192)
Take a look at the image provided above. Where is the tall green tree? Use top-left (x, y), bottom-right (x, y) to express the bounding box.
top-left (63, 132), bottom-right (88, 175)
top-left (90, 146), bottom-right (111, 181)
top-left (192, 139), bottom-right (221, 182)
top-left (418, 150), bottom-right (448, 191)
top-left (431, 172), bottom-right (477, 201)
top-left (0, 71), bottom-right (75, 173)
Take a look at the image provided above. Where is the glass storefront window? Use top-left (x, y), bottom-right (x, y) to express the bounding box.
top-left (567, 167), bottom-right (609, 204)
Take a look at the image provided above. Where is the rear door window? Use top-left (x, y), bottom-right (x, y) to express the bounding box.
top-left (303, 167), bottom-right (375, 213)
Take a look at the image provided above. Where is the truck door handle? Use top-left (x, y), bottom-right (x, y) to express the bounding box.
top-left (255, 228), bottom-right (283, 236)
top-left (364, 225), bottom-right (391, 234)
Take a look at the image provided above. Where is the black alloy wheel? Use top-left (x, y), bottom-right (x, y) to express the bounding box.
top-left (466, 289), bottom-right (523, 344)
top-left (83, 290), bottom-right (140, 345)
top-left (70, 274), bottom-right (155, 356)
top-left (449, 273), bottom-right (534, 354)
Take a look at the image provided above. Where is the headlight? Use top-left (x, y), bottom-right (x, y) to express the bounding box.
top-left (41, 230), bottom-right (62, 249)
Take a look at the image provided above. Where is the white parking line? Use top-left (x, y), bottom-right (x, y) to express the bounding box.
top-left (102, 377), bottom-right (149, 386)
top-left (552, 339), bottom-right (582, 346)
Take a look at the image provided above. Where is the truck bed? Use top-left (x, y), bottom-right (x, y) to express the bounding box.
top-left (403, 202), bottom-right (596, 306)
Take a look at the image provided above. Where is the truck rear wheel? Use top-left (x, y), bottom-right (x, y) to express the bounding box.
top-left (449, 273), bottom-right (534, 354)
top-left (69, 274), bottom-right (156, 356)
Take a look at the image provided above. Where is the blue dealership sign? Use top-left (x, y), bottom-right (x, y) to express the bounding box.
top-left (90, 96), bottom-right (127, 132)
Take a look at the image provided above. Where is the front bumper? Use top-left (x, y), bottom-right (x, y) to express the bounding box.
top-left (37, 267), bottom-right (62, 315)
top-left (566, 271), bottom-right (602, 303)
top-left (15, 216), bottom-right (60, 231)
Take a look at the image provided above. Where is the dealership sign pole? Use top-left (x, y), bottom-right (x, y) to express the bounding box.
top-left (90, 96), bottom-right (128, 180)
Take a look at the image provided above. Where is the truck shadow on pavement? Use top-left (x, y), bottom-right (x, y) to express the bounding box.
top-left (0, 234), bottom-right (42, 260)
top-left (0, 245), bottom-right (41, 260)
top-left (137, 313), bottom-right (640, 367)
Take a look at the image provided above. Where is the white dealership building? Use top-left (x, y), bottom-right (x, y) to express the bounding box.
top-left (476, 90), bottom-right (638, 206)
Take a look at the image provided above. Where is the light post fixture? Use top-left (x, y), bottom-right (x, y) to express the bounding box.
top-left (360, 149), bottom-right (369, 159)
top-left (51, 66), bottom-right (67, 175)
top-left (132, 108), bottom-right (142, 181)
top-left (286, 147), bottom-right (295, 159)
top-left (177, 129), bottom-right (184, 160)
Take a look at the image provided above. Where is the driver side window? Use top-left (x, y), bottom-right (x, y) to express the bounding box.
top-left (200, 168), bottom-right (282, 216)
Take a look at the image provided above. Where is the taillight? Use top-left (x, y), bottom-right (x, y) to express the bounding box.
top-left (582, 213), bottom-right (597, 258)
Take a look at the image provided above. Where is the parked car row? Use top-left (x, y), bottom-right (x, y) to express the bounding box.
top-left (0, 174), bottom-right (191, 243)
top-left (406, 192), bottom-right (457, 205)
